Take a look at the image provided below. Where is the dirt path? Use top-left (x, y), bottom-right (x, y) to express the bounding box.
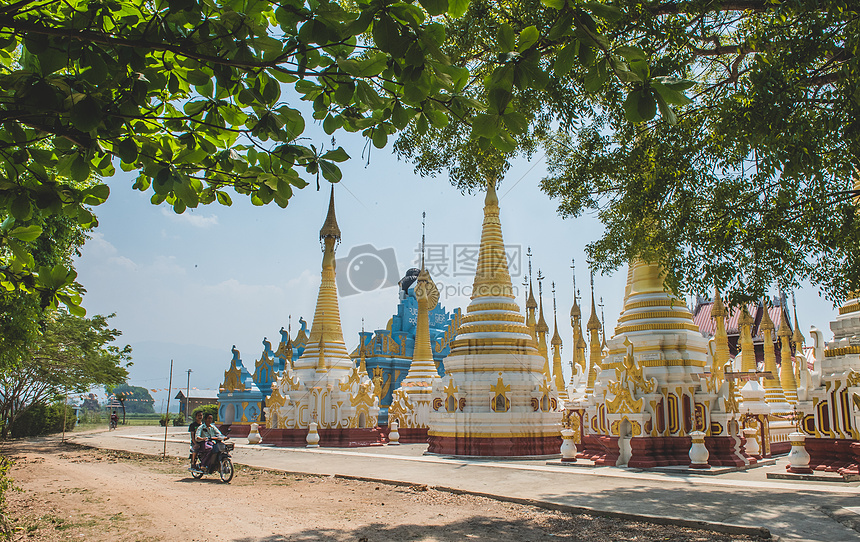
top-left (4, 436), bottom-right (763, 541)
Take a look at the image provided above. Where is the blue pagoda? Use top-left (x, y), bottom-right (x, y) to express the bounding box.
top-left (351, 268), bottom-right (461, 425)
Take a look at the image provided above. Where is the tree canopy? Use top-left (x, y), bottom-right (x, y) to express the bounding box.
top-left (107, 383), bottom-right (154, 413)
top-left (0, 309), bottom-right (131, 438)
top-left (1, 0), bottom-right (857, 307)
top-left (396, 0), bottom-right (860, 303)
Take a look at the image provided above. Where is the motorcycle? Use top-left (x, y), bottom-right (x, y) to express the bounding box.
top-left (190, 438), bottom-right (234, 483)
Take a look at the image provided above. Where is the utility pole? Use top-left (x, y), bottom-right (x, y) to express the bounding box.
top-left (163, 359), bottom-right (173, 458)
top-left (185, 369), bottom-right (192, 419)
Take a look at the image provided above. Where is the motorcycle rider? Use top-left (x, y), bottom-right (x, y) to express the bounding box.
top-left (195, 413), bottom-right (227, 471)
top-left (187, 411), bottom-right (204, 472)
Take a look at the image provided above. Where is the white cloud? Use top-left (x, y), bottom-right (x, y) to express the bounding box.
top-left (160, 207), bottom-right (219, 228)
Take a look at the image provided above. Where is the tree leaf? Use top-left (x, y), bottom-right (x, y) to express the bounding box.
top-left (518, 26), bottom-right (539, 52)
top-left (9, 225), bottom-right (42, 242)
top-left (498, 24), bottom-right (515, 54)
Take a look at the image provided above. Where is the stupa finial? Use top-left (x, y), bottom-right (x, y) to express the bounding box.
top-left (319, 185), bottom-right (341, 243)
top-left (470, 176), bottom-right (513, 299)
top-left (420, 211), bottom-right (426, 270)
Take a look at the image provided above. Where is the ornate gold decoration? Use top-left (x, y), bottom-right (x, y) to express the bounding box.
top-left (617, 310), bottom-right (694, 323)
top-left (222, 362), bottom-right (245, 392)
top-left (825, 345), bottom-right (860, 358)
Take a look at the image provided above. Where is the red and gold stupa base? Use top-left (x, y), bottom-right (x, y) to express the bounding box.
top-left (805, 438), bottom-right (860, 475)
top-left (578, 435), bottom-right (755, 468)
top-left (251, 427), bottom-right (387, 448)
top-left (427, 435), bottom-right (562, 457)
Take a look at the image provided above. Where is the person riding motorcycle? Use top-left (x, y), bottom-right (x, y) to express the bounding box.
top-left (187, 411), bottom-right (204, 472)
top-left (195, 413), bottom-right (227, 471)
top-left (109, 411), bottom-right (118, 430)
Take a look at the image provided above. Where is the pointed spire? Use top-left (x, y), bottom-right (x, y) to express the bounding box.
top-left (295, 187), bottom-right (350, 373)
top-left (470, 179), bottom-right (514, 299)
top-left (526, 248), bottom-right (537, 310)
top-left (778, 301), bottom-right (798, 405)
top-left (536, 272), bottom-right (549, 333)
top-left (587, 270), bottom-right (601, 331)
top-left (791, 292), bottom-right (804, 347)
top-left (551, 282), bottom-right (562, 346)
top-left (760, 298), bottom-right (785, 405)
top-left (738, 304), bottom-right (756, 372)
top-left (585, 270), bottom-right (602, 394)
top-left (711, 290), bottom-right (730, 380)
top-left (570, 259), bottom-right (581, 318)
top-left (420, 211), bottom-right (426, 270)
top-left (319, 185), bottom-right (341, 242)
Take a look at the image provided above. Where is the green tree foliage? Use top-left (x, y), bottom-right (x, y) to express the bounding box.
top-left (0, 0), bottom-right (485, 312)
top-left (396, 0), bottom-right (860, 303)
top-left (0, 310), bottom-right (131, 438)
top-left (107, 384), bottom-right (155, 414)
top-left (7, 402), bottom-right (75, 438)
top-left (192, 404), bottom-right (219, 421)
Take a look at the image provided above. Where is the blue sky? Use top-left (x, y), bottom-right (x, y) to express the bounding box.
top-left (72, 132), bottom-right (840, 413)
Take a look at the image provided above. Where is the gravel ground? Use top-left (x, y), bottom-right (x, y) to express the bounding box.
top-left (3, 437), bottom-right (766, 541)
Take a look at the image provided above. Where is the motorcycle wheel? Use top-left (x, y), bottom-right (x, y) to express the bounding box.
top-left (191, 462), bottom-right (204, 479)
top-left (219, 458), bottom-right (234, 483)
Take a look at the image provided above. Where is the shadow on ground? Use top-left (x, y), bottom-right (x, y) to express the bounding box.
top-left (233, 514), bottom-right (765, 542)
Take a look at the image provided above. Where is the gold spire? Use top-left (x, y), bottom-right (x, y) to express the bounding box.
top-left (535, 275), bottom-right (551, 381)
top-left (319, 185), bottom-right (341, 241)
top-left (527, 282), bottom-right (538, 309)
top-left (471, 179), bottom-right (514, 299)
top-left (359, 337), bottom-right (368, 376)
top-left (536, 299), bottom-right (549, 333)
top-left (296, 187), bottom-right (350, 371)
top-left (585, 284), bottom-right (602, 394)
top-left (711, 290), bottom-right (729, 381)
top-left (551, 282), bottom-right (565, 398)
top-left (402, 267), bottom-right (440, 389)
top-left (738, 305), bottom-right (756, 373)
top-left (760, 300), bottom-right (785, 405)
top-left (778, 306), bottom-right (798, 404)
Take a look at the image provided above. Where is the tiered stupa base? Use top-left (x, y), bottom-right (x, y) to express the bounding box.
top-left (578, 435), bottom-right (755, 468)
top-left (392, 427), bottom-right (429, 444)
top-left (259, 427), bottom-right (387, 448)
top-left (427, 435), bottom-right (561, 457)
top-left (806, 438), bottom-right (860, 475)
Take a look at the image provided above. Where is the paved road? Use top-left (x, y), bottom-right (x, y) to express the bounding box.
top-left (70, 427), bottom-right (860, 541)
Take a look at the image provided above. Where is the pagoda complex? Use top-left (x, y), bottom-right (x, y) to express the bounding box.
top-left (261, 187), bottom-right (382, 446)
top-left (426, 181), bottom-right (562, 457)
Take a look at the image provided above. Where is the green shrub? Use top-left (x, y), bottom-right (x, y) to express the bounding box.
top-left (172, 414), bottom-right (185, 426)
top-left (77, 408), bottom-right (102, 425)
top-left (159, 414), bottom-right (170, 426)
top-left (192, 404), bottom-right (219, 421)
top-left (9, 403), bottom-right (75, 438)
top-left (0, 455), bottom-right (20, 538)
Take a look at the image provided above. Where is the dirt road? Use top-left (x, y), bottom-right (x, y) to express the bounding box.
top-left (4, 436), bottom-right (763, 541)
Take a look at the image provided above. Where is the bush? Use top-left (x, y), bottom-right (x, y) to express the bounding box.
top-left (172, 414), bottom-right (185, 426)
top-left (77, 408), bottom-right (102, 425)
top-left (192, 404), bottom-right (219, 421)
top-left (9, 403), bottom-right (75, 438)
top-left (159, 414), bottom-right (170, 427)
top-left (0, 456), bottom-right (19, 538)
